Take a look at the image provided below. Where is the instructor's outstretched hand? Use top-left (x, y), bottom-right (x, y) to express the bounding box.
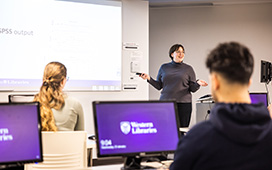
top-left (197, 79), bottom-right (208, 86)
top-left (139, 73), bottom-right (150, 81)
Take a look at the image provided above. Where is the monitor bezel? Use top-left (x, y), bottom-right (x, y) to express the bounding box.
top-left (0, 102), bottom-right (43, 165)
top-left (249, 92), bottom-right (268, 106)
top-left (260, 60), bottom-right (272, 83)
top-left (92, 100), bottom-right (181, 158)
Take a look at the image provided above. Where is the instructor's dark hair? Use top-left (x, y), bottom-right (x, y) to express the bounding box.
top-left (169, 44), bottom-right (185, 60)
top-left (206, 42), bottom-right (254, 84)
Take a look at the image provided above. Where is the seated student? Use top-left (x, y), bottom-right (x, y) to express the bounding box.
top-left (170, 42), bottom-right (272, 170)
top-left (34, 61), bottom-right (84, 131)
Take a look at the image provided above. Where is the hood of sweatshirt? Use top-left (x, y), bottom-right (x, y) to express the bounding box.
top-left (209, 103), bottom-right (272, 145)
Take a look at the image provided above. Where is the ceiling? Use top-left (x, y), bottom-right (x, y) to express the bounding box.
top-left (147, 0), bottom-right (272, 8)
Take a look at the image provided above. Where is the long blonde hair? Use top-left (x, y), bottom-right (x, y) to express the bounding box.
top-left (34, 62), bottom-right (67, 131)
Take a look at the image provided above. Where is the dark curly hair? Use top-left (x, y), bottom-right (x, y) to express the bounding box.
top-left (206, 42), bottom-right (254, 84)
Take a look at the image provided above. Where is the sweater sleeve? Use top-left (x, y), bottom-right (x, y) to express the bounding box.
top-left (147, 77), bottom-right (163, 90)
top-left (147, 66), bottom-right (163, 90)
top-left (189, 81), bottom-right (200, 92)
top-left (74, 101), bottom-right (85, 131)
top-left (188, 66), bottom-right (200, 92)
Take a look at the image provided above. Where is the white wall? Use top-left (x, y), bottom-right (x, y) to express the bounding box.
top-left (0, 0), bottom-right (149, 135)
top-left (149, 3), bottom-right (272, 126)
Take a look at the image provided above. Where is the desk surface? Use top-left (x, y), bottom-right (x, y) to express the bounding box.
top-left (75, 164), bottom-right (122, 170)
top-left (179, 127), bottom-right (189, 132)
top-left (77, 163), bottom-right (168, 170)
top-left (87, 139), bottom-right (96, 148)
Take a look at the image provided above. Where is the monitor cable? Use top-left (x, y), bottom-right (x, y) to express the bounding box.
top-left (265, 83), bottom-right (271, 105)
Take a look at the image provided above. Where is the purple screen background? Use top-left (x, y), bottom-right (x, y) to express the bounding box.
top-left (0, 104), bottom-right (42, 163)
top-left (95, 102), bottom-right (180, 156)
top-left (250, 93), bottom-right (268, 106)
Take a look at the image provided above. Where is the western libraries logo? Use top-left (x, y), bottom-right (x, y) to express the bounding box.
top-left (120, 121), bottom-right (157, 135)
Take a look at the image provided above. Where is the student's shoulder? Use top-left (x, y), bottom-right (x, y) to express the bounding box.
top-left (186, 121), bottom-right (214, 138)
top-left (65, 96), bottom-right (82, 106)
top-left (177, 122), bottom-right (213, 152)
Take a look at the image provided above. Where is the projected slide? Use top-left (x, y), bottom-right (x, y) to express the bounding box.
top-left (0, 0), bottom-right (122, 91)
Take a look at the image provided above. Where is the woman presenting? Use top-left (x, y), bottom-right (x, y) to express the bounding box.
top-left (139, 44), bottom-right (208, 127)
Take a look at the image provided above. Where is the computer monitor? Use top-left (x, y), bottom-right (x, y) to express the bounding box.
top-left (249, 92), bottom-right (268, 106)
top-left (0, 102), bottom-right (43, 168)
top-left (260, 60), bottom-right (272, 83)
top-left (92, 100), bottom-right (180, 170)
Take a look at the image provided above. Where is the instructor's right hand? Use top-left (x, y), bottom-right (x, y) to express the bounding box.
top-left (139, 73), bottom-right (150, 81)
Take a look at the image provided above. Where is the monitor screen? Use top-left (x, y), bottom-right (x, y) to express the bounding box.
top-left (250, 93), bottom-right (268, 106)
top-left (0, 102), bottom-right (43, 165)
top-left (92, 101), bottom-right (180, 158)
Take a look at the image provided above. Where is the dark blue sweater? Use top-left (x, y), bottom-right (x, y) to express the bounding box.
top-left (148, 61), bottom-right (200, 103)
top-left (170, 103), bottom-right (272, 170)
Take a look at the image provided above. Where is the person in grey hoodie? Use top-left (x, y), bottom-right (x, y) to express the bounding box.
top-left (170, 42), bottom-right (272, 170)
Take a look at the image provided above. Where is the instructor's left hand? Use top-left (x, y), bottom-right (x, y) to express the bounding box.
top-left (197, 79), bottom-right (208, 86)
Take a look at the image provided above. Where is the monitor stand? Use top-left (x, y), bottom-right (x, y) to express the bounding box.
top-left (121, 156), bottom-right (142, 170)
top-left (121, 155), bottom-right (167, 170)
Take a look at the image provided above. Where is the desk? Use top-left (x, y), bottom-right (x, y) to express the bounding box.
top-left (87, 139), bottom-right (96, 167)
top-left (77, 163), bottom-right (170, 170)
top-left (179, 127), bottom-right (189, 133)
top-left (88, 164), bottom-right (123, 170)
top-left (87, 139), bottom-right (96, 148)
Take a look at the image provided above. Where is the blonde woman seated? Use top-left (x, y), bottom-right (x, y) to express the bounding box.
top-left (34, 62), bottom-right (84, 131)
